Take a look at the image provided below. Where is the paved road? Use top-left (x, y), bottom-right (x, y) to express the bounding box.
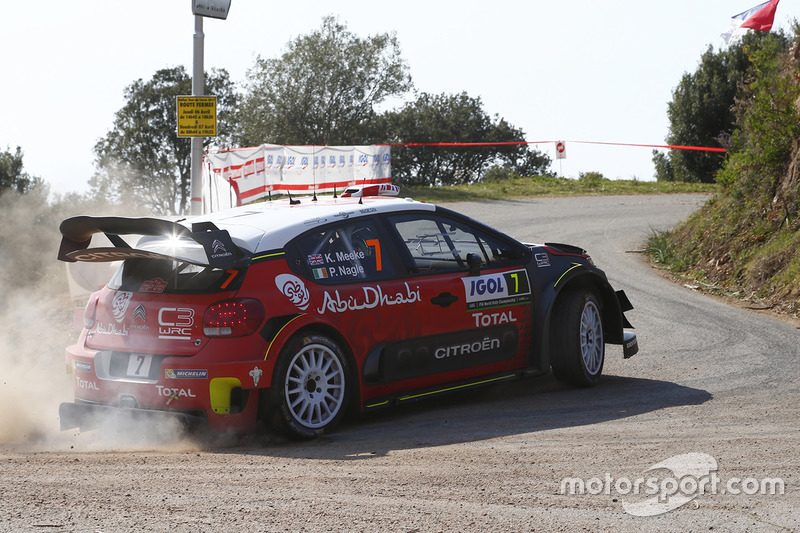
top-left (2, 194), bottom-right (797, 532)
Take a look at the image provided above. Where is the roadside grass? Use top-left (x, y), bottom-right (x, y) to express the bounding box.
top-left (401, 176), bottom-right (717, 203)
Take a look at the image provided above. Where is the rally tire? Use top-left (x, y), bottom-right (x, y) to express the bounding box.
top-left (550, 289), bottom-right (604, 387)
top-left (269, 332), bottom-right (350, 439)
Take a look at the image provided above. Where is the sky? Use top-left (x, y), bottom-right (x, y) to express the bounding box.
top-left (0, 1), bottom-right (795, 197)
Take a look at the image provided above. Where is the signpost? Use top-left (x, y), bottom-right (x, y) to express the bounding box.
top-left (555, 140), bottom-right (566, 177)
top-left (192, 0), bottom-right (232, 19)
top-left (177, 96), bottom-right (217, 137)
top-left (187, 0), bottom-right (231, 216)
top-left (555, 141), bottom-right (566, 160)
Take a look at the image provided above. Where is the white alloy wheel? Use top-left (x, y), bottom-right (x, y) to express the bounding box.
top-left (284, 342), bottom-right (346, 429)
top-left (580, 299), bottom-right (604, 376)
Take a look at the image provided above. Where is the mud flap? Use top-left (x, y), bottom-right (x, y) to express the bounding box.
top-left (623, 331), bottom-right (638, 359)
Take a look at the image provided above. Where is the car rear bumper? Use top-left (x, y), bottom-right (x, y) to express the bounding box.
top-left (59, 400), bottom-right (206, 432)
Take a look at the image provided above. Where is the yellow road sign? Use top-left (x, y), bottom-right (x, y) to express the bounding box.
top-left (176, 96), bottom-right (217, 137)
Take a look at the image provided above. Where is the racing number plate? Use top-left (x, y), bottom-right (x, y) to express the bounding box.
top-left (126, 353), bottom-right (153, 378)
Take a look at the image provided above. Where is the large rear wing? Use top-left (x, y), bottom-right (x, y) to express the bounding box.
top-left (57, 216), bottom-right (249, 269)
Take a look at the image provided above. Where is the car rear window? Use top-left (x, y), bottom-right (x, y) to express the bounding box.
top-left (107, 258), bottom-right (242, 294)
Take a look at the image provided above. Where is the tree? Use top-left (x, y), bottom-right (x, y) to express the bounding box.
top-left (237, 16), bottom-right (412, 146)
top-left (383, 92), bottom-right (551, 185)
top-left (0, 146), bottom-right (44, 195)
top-left (654, 31), bottom-right (789, 183)
top-left (91, 66), bottom-right (238, 215)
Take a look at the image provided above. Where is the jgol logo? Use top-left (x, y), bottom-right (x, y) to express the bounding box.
top-left (462, 270), bottom-right (531, 310)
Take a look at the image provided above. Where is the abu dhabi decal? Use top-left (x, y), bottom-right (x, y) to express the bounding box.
top-left (317, 282), bottom-right (420, 314)
top-left (112, 291), bottom-right (133, 322)
top-left (462, 269), bottom-right (531, 310)
top-left (96, 322), bottom-right (128, 336)
top-left (275, 273), bottom-right (310, 311)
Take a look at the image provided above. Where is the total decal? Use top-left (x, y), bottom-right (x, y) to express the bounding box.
top-left (156, 386), bottom-right (196, 398)
top-left (75, 376), bottom-right (100, 391)
top-left (472, 310), bottom-right (517, 328)
top-left (462, 269), bottom-right (531, 310)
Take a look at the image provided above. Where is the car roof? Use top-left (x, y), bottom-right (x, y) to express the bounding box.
top-left (190, 194), bottom-right (436, 253)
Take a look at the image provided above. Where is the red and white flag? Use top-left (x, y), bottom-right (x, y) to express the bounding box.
top-left (721, 0), bottom-right (781, 44)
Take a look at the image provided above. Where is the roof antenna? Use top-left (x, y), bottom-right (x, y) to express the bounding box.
top-left (312, 146), bottom-right (318, 202)
top-left (268, 190), bottom-right (272, 202)
top-left (333, 185), bottom-right (338, 199)
top-left (288, 190), bottom-right (300, 205)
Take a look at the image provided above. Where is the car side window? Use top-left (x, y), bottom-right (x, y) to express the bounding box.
top-left (290, 219), bottom-right (394, 284)
top-left (388, 213), bottom-right (523, 272)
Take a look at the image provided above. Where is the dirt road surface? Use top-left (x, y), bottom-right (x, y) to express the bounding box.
top-left (2, 194), bottom-right (797, 532)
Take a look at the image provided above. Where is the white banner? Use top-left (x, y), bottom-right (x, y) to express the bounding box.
top-left (315, 146), bottom-right (354, 185)
top-left (203, 144), bottom-right (391, 212)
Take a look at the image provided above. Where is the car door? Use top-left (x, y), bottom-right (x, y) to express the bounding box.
top-left (285, 216), bottom-right (428, 369)
top-left (375, 210), bottom-right (533, 388)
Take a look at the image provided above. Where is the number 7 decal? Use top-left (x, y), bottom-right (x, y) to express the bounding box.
top-left (366, 239), bottom-right (382, 271)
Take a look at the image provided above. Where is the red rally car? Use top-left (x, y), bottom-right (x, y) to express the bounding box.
top-left (57, 189), bottom-right (638, 439)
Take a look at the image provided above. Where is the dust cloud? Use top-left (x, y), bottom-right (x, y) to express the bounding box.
top-left (0, 190), bottom-right (197, 452)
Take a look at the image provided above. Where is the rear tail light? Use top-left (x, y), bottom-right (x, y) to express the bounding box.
top-left (84, 292), bottom-right (100, 329)
top-left (203, 298), bottom-right (265, 337)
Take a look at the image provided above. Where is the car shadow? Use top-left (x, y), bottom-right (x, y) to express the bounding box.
top-left (204, 374), bottom-right (712, 458)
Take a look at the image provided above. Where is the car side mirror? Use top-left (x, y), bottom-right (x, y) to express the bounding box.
top-left (466, 253), bottom-right (482, 276)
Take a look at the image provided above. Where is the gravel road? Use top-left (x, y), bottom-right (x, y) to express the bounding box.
top-left (2, 194), bottom-right (798, 532)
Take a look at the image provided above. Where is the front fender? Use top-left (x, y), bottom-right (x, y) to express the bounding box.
top-left (531, 266), bottom-right (632, 370)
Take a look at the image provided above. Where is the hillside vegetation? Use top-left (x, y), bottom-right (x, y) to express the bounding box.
top-left (648, 28), bottom-right (800, 318)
